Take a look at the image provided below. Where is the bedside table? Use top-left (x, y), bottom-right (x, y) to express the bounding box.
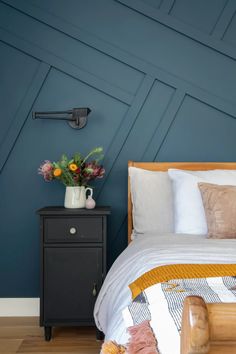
top-left (37, 206), bottom-right (111, 341)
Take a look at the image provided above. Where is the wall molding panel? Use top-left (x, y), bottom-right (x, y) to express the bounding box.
top-left (116, 0), bottom-right (236, 59)
top-left (159, 0), bottom-right (175, 14)
top-left (0, 0), bottom-right (236, 297)
top-left (210, 0), bottom-right (236, 39)
top-left (0, 62), bottom-right (50, 171)
top-left (0, 29), bottom-right (135, 106)
top-left (143, 89), bottom-right (186, 160)
top-left (96, 75), bottom-right (155, 197)
top-left (1, 1), bottom-right (236, 109)
top-left (1, 9), bottom-right (235, 124)
top-left (6, 0), bottom-right (235, 62)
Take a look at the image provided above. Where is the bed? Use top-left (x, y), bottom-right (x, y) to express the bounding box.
top-left (94, 161), bottom-right (236, 354)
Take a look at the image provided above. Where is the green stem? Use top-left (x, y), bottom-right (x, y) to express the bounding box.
top-left (82, 147), bottom-right (103, 164)
top-left (62, 168), bottom-right (74, 186)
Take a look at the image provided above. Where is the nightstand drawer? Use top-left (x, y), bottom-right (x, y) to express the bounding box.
top-left (44, 216), bottom-right (103, 243)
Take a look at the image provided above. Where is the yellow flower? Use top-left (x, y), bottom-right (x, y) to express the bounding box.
top-left (101, 341), bottom-right (126, 354)
top-left (53, 168), bottom-right (62, 177)
top-left (69, 163), bottom-right (78, 172)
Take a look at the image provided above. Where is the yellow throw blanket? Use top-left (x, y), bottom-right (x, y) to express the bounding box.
top-left (129, 263), bottom-right (236, 299)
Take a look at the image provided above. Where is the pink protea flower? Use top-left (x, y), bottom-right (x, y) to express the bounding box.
top-left (84, 162), bottom-right (105, 179)
top-left (40, 160), bottom-right (53, 173)
top-left (97, 166), bottom-right (105, 178)
top-left (38, 160), bottom-right (54, 181)
top-left (92, 165), bottom-right (101, 176)
top-left (93, 165), bottom-right (105, 178)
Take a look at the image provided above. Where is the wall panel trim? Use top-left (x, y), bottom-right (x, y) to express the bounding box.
top-left (159, 0), bottom-right (175, 14)
top-left (0, 11), bottom-right (135, 105)
top-left (116, 0), bottom-right (236, 60)
top-left (4, 0), bottom-right (236, 62)
top-left (0, 62), bottom-right (50, 172)
top-left (1, 0), bottom-right (236, 120)
top-left (211, 0), bottom-right (236, 39)
top-left (97, 75), bottom-right (155, 198)
top-left (0, 0), bottom-right (236, 121)
top-left (1, 24), bottom-right (235, 130)
top-left (143, 89), bottom-right (185, 160)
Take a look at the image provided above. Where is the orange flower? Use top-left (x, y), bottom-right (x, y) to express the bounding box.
top-left (53, 168), bottom-right (62, 177)
top-left (101, 341), bottom-right (126, 354)
top-left (69, 163), bottom-right (78, 172)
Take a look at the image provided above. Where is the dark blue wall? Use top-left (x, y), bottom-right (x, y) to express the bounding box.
top-left (0, 0), bottom-right (236, 297)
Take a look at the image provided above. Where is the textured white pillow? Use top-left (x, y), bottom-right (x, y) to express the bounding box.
top-left (168, 169), bottom-right (236, 235)
top-left (129, 167), bottom-right (174, 236)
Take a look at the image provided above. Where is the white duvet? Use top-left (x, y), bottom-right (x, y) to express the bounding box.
top-left (94, 233), bottom-right (236, 345)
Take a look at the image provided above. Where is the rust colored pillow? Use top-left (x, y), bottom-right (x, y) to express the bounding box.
top-left (198, 182), bottom-right (236, 239)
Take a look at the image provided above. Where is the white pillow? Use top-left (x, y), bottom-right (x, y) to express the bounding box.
top-left (129, 167), bottom-right (174, 236)
top-left (168, 169), bottom-right (236, 235)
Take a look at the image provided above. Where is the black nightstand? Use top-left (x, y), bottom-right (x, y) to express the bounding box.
top-left (37, 206), bottom-right (110, 341)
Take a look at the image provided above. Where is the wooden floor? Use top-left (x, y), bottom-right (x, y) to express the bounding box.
top-left (0, 317), bottom-right (102, 354)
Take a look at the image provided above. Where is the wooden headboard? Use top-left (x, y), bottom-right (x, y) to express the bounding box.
top-left (128, 161), bottom-right (236, 244)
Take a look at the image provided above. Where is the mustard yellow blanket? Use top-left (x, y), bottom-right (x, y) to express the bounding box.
top-left (129, 263), bottom-right (236, 299)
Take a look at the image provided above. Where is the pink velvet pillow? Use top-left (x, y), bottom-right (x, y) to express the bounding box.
top-left (198, 182), bottom-right (236, 239)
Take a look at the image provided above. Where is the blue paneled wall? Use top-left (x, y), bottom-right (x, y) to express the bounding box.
top-left (0, 0), bottom-right (236, 296)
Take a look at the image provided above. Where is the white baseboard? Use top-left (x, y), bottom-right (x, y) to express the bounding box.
top-left (0, 298), bottom-right (39, 316)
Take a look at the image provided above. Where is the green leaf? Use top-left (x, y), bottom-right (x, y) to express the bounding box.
top-left (53, 162), bottom-right (60, 168)
top-left (73, 152), bottom-right (82, 165)
top-left (85, 168), bottom-right (93, 173)
top-left (61, 154), bottom-right (67, 161)
top-left (59, 154), bottom-right (68, 168)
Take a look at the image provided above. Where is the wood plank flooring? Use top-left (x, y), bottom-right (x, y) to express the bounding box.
top-left (0, 317), bottom-right (102, 353)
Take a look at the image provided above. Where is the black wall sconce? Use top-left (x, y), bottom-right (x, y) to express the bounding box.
top-left (32, 107), bottom-right (91, 129)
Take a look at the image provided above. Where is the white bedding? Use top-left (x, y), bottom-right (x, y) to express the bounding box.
top-left (94, 233), bottom-right (236, 345)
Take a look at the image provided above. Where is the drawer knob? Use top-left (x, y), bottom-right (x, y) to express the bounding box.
top-left (69, 227), bottom-right (77, 235)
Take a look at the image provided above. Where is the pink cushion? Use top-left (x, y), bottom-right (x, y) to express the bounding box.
top-left (198, 182), bottom-right (236, 239)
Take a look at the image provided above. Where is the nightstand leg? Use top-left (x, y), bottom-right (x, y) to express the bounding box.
top-left (44, 326), bottom-right (52, 341)
top-left (96, 328), bottom-right (104, 340)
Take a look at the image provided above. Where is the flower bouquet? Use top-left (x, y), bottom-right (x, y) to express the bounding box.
top-left (38, 147), bottom-right (105, 208)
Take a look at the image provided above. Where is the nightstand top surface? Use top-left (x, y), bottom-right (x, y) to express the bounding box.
top-left (37, 206), bottom-right (111, 215)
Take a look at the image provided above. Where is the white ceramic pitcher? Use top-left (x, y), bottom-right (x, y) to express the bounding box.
top-left (64, 186), bottom-right (93, 208)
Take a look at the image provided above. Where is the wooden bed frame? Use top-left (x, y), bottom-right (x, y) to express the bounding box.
top-left (128, 161), bottom-right (236, 354)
